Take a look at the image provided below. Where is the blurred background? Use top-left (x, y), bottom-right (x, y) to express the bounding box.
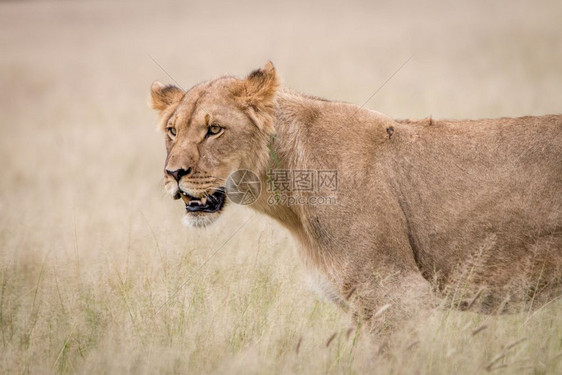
top-left (1, 0), bottom-right (561, 373)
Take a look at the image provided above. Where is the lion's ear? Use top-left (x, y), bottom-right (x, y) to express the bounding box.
top-left (232, 61), bottom-right (279, 134)
top-left (243, 61), bottom-right (279, 106)
top-left (150, 81), bottom-right (184, 111)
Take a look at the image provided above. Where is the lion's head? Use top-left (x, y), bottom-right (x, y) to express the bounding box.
top-left (150, 62), bottom-right (278, 227)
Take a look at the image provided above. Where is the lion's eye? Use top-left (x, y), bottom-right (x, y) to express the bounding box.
top-left (207, 125), bottom-right (223, 136)
top-left (167, 127), bottom-right (177, 137)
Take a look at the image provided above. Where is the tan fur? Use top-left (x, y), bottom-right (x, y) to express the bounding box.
top-left (150, 63), bottom-right (562, 331)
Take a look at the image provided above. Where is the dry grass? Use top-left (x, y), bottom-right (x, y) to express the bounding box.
top-left (1, 0), bottom-right (562, 373)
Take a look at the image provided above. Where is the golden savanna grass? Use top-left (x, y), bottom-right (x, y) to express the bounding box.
top-left (1, 0), bottom-right (562, 373)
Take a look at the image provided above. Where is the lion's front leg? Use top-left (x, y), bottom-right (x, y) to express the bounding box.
top-left (342, 267), bottom-right (437, 334)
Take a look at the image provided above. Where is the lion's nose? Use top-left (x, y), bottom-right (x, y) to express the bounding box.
top-left (166, 167), bottom-right (192, 182)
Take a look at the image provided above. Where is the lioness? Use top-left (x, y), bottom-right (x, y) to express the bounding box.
top-left (150, 62), bottom-right (562, 330)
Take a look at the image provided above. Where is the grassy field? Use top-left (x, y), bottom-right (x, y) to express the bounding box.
top-left (1, 0), bottom-right (562, 373)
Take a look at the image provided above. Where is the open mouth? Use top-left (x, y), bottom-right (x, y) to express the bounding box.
top-left (179, 188), bottom-right (226, 213)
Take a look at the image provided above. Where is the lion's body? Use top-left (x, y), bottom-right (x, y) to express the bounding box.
top-left (256, 91), bottom-right (562, 319)
top-left (151, 63), bottom-right (562, 330)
